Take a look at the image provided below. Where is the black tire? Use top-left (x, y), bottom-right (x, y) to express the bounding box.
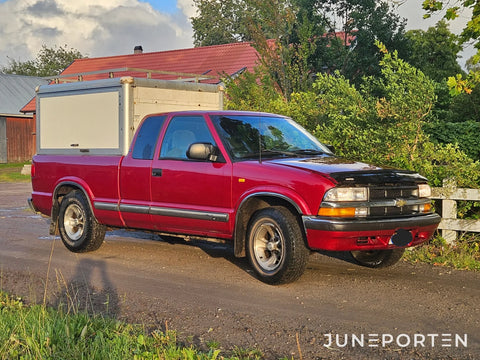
top-left (58, 190), bottom-right (106, 253)
top-left (246, 207), bottom-right (309, 285)
top-left (350, 248), bottom-right (405, 268)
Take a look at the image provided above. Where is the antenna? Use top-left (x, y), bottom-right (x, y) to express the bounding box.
top-left (258, 116), bottom-right (262, 164)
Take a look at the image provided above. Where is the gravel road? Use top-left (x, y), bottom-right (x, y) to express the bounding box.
top-left (1, 182), bottom-right (479, 359)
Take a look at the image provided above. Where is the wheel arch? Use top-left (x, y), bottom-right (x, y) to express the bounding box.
top-left (49, 181), bottom-right (94, 235)
top-left (233, 192), bottom-right (305, 257)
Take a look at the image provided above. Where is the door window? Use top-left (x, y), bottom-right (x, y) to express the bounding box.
top-left (132, 115), bottom-right (165, 160)
top-left (159, 116), bottom-right (215, 160)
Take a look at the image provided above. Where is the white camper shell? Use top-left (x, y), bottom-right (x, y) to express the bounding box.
top-left (36, 77), bottom-right (224, 155)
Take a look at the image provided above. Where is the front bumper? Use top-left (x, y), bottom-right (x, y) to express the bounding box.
top-left (302, 213), bottom-right (441, 251)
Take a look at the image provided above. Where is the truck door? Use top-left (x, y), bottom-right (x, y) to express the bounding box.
top-left (150, 115), bottom-right (232, 238)
top-left (119, 115), bottom-right (165, 229)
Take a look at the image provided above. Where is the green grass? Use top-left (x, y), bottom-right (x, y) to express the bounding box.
top-left (405, 234), bottom-right (480, 271)
top-left (0, 162), bottom-right (31, 182)
top-left (0, 291), bottom-right (265, 360)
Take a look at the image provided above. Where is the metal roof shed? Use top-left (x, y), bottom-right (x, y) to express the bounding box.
top-left (0, 74), bottom-right (49, 163)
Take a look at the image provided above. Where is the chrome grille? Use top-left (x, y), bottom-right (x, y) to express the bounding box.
top-left (369, 185), bottom-right (420, 217)
top-left (369, 185), bottom-right (418, 200)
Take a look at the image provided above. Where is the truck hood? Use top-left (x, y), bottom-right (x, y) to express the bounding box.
top-left (273, 156), bottom-right (428, 185)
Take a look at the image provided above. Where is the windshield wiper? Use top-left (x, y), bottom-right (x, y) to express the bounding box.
top-left (260, 149), bottom-right (327, 158)
top-left (262, 149), bottom-right (297, 157)
top-left (238, 149), bottom-right (325, 161)
top-left (292, 149), bottom-right (326, 156)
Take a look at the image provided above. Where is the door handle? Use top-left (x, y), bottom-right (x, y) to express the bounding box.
top-left (152, 168), bottom-right (162, 177)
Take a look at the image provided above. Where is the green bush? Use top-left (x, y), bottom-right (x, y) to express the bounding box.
top-left (405, 235), bottom-right (480, 271)
top-left (226, 42), bottom-right (480, 189)
top-left (425, 120), bottom-right (480, 160)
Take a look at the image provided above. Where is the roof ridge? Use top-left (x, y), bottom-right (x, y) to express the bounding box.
top-left (75, 41), bottom-right (255, 63)
top-left (0, 73), bottom-right (46, 80)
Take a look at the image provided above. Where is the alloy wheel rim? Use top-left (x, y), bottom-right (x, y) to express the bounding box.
top-left (252, 221), bottom-right (285, 272)
top-left (64, 204), bottom-right (85, 241)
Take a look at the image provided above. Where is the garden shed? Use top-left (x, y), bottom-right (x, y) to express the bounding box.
top-left (0, 73), bottom-right (48, 163)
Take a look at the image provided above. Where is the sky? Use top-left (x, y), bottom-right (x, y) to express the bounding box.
top-left (0, 0), bottom-right (474, 69)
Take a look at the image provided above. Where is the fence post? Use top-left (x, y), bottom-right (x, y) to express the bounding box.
top-left (442, 179), bottom-right (457, 244)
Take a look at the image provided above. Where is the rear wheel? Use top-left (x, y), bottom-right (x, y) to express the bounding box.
top-left (58, 190), bottom-right (106, 252)
top-left (350, 249), bottom-right (405, 268)
top-left (247, 207), bottom-right (309, 284)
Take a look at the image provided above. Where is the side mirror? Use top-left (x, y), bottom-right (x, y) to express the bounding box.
top-left (187, 143), bottom-right (218, 162)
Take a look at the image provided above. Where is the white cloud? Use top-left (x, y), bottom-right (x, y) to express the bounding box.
top-left (177, 0), bottom-right (196, 19)
top-left (0, 0), bottom-right (194, 67)
top-left (1, 0), bottom-right (474, 69)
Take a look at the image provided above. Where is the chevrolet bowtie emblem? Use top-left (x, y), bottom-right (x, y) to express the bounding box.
top-left (395, 199), bottom-right (407, 207)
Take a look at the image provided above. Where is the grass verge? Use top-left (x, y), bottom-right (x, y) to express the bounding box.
top-left (0, 162), bottom-right (31, 182)
top-left (405, 234), bottom-right (480, 271)
top-left (0, 291), bottom-right (265, 360)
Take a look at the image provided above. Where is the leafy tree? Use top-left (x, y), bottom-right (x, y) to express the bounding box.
top-left (426, 82), bottom-right (480, 160)
top-left (191, 0), bottom-right (293, 47)
top-left (426, 120), bottom-right (480, 160)
top-left (422, 0), bottom-right (480, 93)
top-left (405, 20), bottom-right (464, 82)
top-left (313, 42), bottom-right (436, 170)
top-left (423, 0), bottom-right (480, 61)
top-left (225, 67), bottom-right (283, 110)
top-left (193, 0), bottom-right (319, 97)
top-left (191, 0), bottom-right (251, 46)
top-left (315, 44), bottom-right (480, 186)
top-left (2, 44), bottom-right (84, 77)
top-left (192, 0), bottom-right (409, 87)
top-left (226, 42), bottom-right (480, 187)
top-left (402, 20), bottom-right (469, 149)
top-left (247, 0), bottom-right (321, 97)
top-left (466, 56), bottom-right (480, 72)
top-left (304, 0), bottom-right (409, 82)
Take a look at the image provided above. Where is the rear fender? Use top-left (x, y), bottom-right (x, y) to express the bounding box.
top-left (49, 179), bottom-right (94, 235)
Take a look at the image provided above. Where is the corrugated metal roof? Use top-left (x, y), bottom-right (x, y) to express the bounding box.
top-left (0, 74), bottom-right (49, 115)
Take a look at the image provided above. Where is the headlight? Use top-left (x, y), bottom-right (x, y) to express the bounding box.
top-left (323, 187), bottom-right (368, 202)
top-left (418, 184), bottom-right (432, 198)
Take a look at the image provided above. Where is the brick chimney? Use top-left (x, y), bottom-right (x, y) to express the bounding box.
top-left (134, 45), bottom-right (143, 54)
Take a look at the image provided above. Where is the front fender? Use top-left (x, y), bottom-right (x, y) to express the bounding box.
top-left (232, 187), bottom-right (311, 258)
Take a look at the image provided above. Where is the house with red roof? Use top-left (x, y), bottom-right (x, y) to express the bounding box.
top-left (22, 41), bottom-right (262, 114)
top-left (22, 33), bottom-right (355, 114)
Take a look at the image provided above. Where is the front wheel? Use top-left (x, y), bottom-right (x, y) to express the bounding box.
top-left (350, 248), bottom-right (405, 268)
top-left (58, 190), bottom-right (106, 253)
top-left (247, 207), bottom-right (309, 285)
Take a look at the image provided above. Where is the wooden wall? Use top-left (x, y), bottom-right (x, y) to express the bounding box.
top-left (5, 116), bottom-right (35, 163)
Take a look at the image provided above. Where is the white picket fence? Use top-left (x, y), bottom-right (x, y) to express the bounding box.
top-left (431, 179), bottom-right (480, 243)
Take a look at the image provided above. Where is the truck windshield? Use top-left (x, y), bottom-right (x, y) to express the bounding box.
top-left (211, 114), bottom-right (332, 161)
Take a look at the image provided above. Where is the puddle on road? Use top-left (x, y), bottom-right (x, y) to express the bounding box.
top-left (38, 236), bottom-right (59, 241)
top-left (0, 208), bottom-right (42, 219)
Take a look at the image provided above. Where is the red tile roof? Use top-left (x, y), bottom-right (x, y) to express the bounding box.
top-left (22, 34), bottom-right (355, 113)
top-left (22, 42), bottom-right (261, 113)
top-left (60, 42), bottom-right (260, 83)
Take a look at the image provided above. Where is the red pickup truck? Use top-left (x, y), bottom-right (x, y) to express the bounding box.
top-left (30, 110), bottom-right (441, 284)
